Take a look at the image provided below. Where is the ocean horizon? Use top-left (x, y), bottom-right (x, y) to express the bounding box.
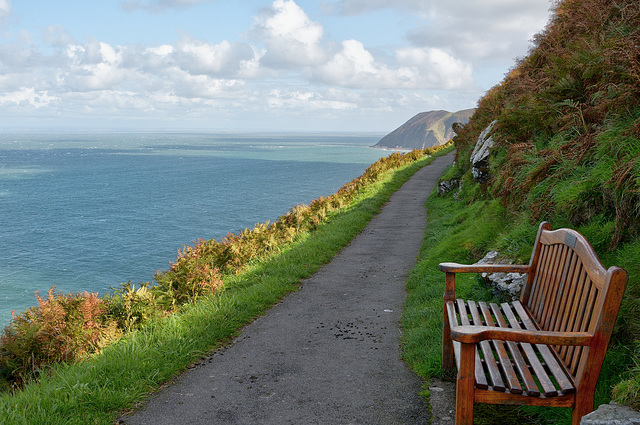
top-left (0, 132), bottom-right (392, 327)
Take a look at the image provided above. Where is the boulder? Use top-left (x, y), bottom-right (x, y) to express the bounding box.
top-left (437, 179), bottom-right (459, 196)
top-left (476, 250), bottom-right (526, 300)
top-left (470, 120), bottom-right (497, 182)
top-left (580, 402), bottom-right (640, 424)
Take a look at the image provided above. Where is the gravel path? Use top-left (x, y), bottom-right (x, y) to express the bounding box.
top-left (122, 152), bottom-right (455, 425)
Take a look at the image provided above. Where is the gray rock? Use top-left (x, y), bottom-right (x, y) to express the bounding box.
top-left (437, 179), bottom-right (459, 195)
top-left (476, 250), bottom-right (526, 300)
top-left (581, 402), bottom-right (640, 424)
top-left (470, 120), bottom-right (497, 182)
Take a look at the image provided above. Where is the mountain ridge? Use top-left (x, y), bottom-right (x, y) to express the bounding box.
top-left (373, 109), bottom-right (475, 150)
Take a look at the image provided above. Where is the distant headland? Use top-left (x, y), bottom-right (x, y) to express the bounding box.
top-left (373, 109), bottom-right (475, 150)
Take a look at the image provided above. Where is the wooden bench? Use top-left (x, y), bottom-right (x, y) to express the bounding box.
top-left (440, 222), bottom-right (628, 425)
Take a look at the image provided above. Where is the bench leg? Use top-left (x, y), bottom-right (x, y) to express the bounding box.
top-left (572, 394), bottom-right (594, 425)
top-left (455, 342), bottom-right (475, 425)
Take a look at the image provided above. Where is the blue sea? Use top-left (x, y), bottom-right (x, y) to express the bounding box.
top-left (0, 132), bottom-right (392, 327)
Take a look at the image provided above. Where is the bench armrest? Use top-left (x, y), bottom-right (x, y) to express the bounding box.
top-left (439, 262), bottom-right (530, 274)
top-left (451, 325), bottom-right (592, 346)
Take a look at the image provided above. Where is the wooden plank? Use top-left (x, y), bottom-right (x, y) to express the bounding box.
top-left (540, 244), bottom-right (566, 328)
top-left (538, 244), bottom-right (562, 323)
top-left (543, 245), bottom-right (571, 331)
top-left (502, 302), bottom-right (559, 397)
top-left (512, 301), bottom-right (576, 394)
top-left (479, 302), bottom-right (522, 394)
top-left (468, 301), bottom-right (505, 391)
top-left (568, 276), bottom-right (595, 374)
top-left (490, 303), bottom-right (540, 396)
top-left (520, 222), bottom-right (551, 306)
top-left (474, 389), bottom-right (575, 407)
top-left (553, 252), bottom-right (580, 337)
top-left (571, 283), bottom-right (598, 375)
top-left (530, 244), bottom-right (552, 320)
top-left (529, 244), bottom-right (547, 315)
top-left (456, 299), bottom-right (488, 389)
top-left (560, 264), bottom-right (588, 363)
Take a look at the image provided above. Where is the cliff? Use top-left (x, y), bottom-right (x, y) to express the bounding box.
top-left (373, 109), bottom-right (475, 150)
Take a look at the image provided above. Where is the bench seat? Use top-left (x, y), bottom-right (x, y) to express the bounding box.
top-left (448, 299), bottom-right (576, 400)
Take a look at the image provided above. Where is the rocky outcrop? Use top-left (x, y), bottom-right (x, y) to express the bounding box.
top-left (373, 109), bottom-right (475, 150)
top-left (470, 120), bottom-right (497, 182)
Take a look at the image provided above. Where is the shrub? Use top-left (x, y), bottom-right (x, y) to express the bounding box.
top-left (0, 288), bottom-right (120, 387)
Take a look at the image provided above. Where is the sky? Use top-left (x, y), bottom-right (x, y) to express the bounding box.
top-left (0, 0), bottom-right (554, 133)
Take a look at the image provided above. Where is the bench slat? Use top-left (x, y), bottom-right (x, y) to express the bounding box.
top-left (554, 253), bottom-right (580, 338)
top-left (543, 245), bottom-right (571, 330)
top-left (513, 301), bottom-right (576, 394)
top-left (560, 263), bottom-right (589, 363)
top-left (489, 302), bottom-right (538, 396)
top-left (530, 244), bottom-right (550, 320)
top-left (571, 283), bottom-right (598, 375)
top-left (453, 300), bottom-right (488, 389)
top-left (468, 300), bottom-right (506, 391)
top-left (501, 302), bottom-right (559, 397)
top-left (550, 250), bottom-right (578, 334)
top-left (479, 302), bottom-right (522, 394)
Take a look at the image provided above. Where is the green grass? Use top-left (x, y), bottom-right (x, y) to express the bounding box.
top-left (0, 148), bottom-right (452, 425)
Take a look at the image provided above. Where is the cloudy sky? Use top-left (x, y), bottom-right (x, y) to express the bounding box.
top-left (0, 0), bottom-right (553, 132)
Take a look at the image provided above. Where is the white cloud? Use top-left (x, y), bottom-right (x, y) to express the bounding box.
top-left (0, 87), bottom-right (57, 108)
top-left (395, 47), bottom-right (473, 89)
top-left (324, 0), bottom-right (427, 15)
top-left (328, 0), bottom-right (550, 62)
top-left (251, 0), bottom-right (327, 67)
top-left (173, 37), bottom-right (258, 77)
top-left (313, 40), bottom-right (473, 90)
top-left (0, 0), bottom-right (542, 130)
top-left (62, 41), bottom-right (128, 91)
top-left (120, 0), bottom-right (209, 13)
top-left (267, 88), bottom-right (356, 110)
top-left (0, 0), bottom-right (11, 22)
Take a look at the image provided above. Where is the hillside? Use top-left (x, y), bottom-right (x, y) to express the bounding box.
top-left (373, 109), bottom-right (475, 150)
top-left (438, 0), bottom-right (640, 414)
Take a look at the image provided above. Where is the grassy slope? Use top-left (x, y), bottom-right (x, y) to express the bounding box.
top-left (402, 0), bottom-right (640, 422)
top-left (0, 149), bottom-right (451, 425)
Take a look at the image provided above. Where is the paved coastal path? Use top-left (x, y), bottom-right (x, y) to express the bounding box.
top-left (122, 153), bottom-right (455, 425)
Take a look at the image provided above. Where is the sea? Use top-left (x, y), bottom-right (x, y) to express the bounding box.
top-left (0, 132), bottom-right (394, 328)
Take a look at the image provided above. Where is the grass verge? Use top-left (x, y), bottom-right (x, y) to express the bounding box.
top-left (0, 148), bottom-right (452, 425)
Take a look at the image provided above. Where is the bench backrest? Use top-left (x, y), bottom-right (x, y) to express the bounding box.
top-left (520, 222), bottom-right (628, 387)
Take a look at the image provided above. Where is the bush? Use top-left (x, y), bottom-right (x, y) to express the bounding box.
top-left (0, 288), bottom-right (120, 387)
